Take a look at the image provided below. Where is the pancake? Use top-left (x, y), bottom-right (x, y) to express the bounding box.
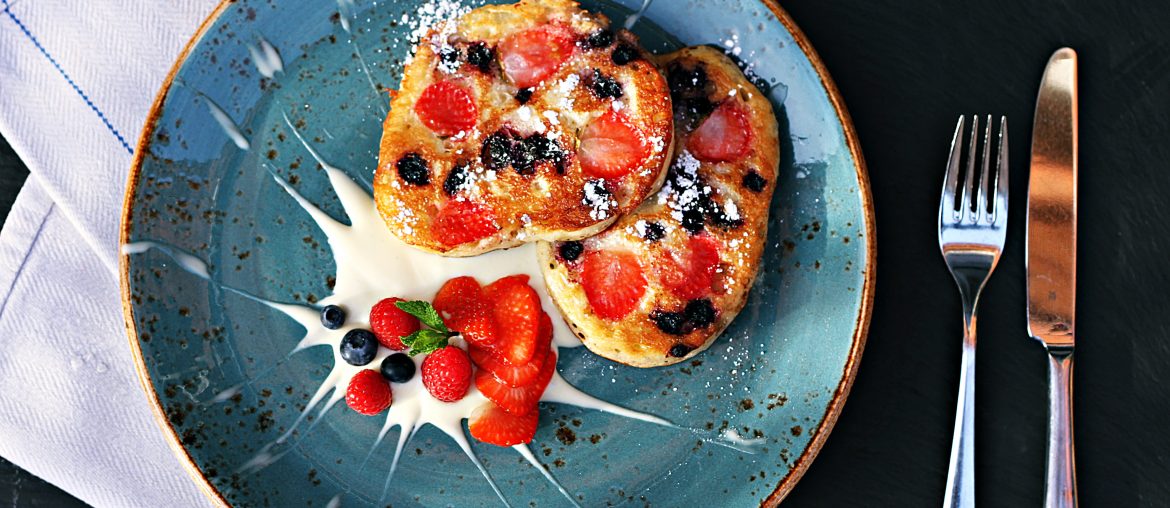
top-left (374, 0), bottom-right (674, 256)
top-left (539, 46), bottom-right (780, 367)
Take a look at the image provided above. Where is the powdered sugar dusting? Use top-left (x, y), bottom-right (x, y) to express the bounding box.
top-left (659, 151), bottom-right (704, 223)
top-left (583, 179), bottom-right (616, 220)
top-left (551, 73), bottom-right (582, 111)
top-left (647, 135), bottom-right (665, 154)
top-left (399, 0), bottom-right (472, 66)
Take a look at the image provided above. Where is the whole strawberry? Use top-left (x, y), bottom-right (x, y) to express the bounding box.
top-left (370, 297), bottom-right (420, 350)
top-left (422, 346), bottom-right (472, 402)
top-left (346, 369), bottom-right (392, 415)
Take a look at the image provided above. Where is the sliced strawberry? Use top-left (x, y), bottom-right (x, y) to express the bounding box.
top-left (415, 81), bottom-right (478, 137)
top-left (483, 274), bottom-right (530, 302)
top-left (469, 316), bottom-right (551, 387)
top-left (492, 282), bottom-right (541, 365)
top-left (433, 276), bottom-right (483, 319)
top-left (578, 110), bottom-right (649, 178)
top-left (433, 276), bottom-right (497, 349)
top-left (498, 23), bottom-right (575, 88)
top-left (475, 350), bottom-right (556, 415)
top-left (581, 250), bottom-right (647, 319)
top-left (469, 402), bottom-right (539, 447)
top-left (433, 199), bottom-right (497, 247)
top-left (687, 101), bottom-right (753, 162)
top-left (470, 342), bottom-right (549, 388)
top-left (453, 313), bottom-right (498, 350)
top-left (661, 235), bottom-right (721, 299)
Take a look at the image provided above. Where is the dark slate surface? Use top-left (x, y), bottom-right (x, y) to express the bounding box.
top-left (1, 0), bottom-right (1168, 506)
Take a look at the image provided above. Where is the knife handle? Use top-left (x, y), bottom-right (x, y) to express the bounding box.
top-left (1044, 348), bottom-right (1077, 508)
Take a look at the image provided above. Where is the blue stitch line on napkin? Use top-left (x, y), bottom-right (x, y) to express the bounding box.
top-left (2, 0), bottom-right (134, 155)
top-left (0, 203), bottom-right (54, 323)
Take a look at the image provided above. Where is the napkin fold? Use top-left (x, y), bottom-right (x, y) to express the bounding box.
top-left (0, 0), bottom-right (221, 505)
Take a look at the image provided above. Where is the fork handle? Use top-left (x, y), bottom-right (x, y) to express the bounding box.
top-left (1044, 348), bottom-right (1077, 508)
top-left (942, 342), bottom-right (975, 508)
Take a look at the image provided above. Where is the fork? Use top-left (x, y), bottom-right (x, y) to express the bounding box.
top-left (938, 115), bottom-right (1009, 508)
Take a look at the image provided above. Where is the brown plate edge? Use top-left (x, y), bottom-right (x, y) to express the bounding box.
top-left (118, 1), bottom-right (234, 506)
top-left (116, 1), bottom-right (877, 507)
top-left (757, 1), bottom-right (875, 506)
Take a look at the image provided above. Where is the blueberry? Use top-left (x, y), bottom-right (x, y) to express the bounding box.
top-left (320, 305), bottom-right (346, 329)
top-left (515, 87), bottom-right (534, 104)
top-left (584, 30), bottom-right (614, 49)
top-left (681, 208), bottom-right (706, 234)
top-left (439, 47), bottom-right (461, 66)
top-left (742, 171), bottom-right (768, 193)
top-left (510, 137), bottom-right (538, 175)
top-left (675, 97), bottom-right (716, 131)
top-left (706, 200), bottom-right (744, 230)
top-left (667, 63), bottom-right (709, 98)
top-left (525, 135), bottom-right (565, 167)
top-left (339, 329), bottom-right (379, 366)
top-left (668, 343), bottom-right (693, 358)
top-left (466, 42), bottom-right (494, 72)
top-left (396, 153), bottom-right (430, 186)
top-left (481, 130), bottom-right (516, 171)
top-left (651, 310), bottom-right (690, 336)
top-left (380, 353), bottom-right (416, 383)
top-left (558, 241), bottom-right (584, 262)
top-left (611, 44), bottom-right (639, 65)
top-left (641, 221), bottom-right (665, 242)
top-left (589, 70), bottom-right (624, 99)
top-left (443, 163), bottom-right (469, 196)
top-left (710, 213), bottom-right (744, 230)
top-left (684, 299), bottom-right (717, 328)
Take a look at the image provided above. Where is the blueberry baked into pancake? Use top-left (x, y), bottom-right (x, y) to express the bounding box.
top-left (539, 46), bottom-right (780, 367)
top-left (374, 0), bottom-right (674, 256)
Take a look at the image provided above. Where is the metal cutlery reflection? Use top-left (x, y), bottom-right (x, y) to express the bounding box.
top-left (938, 115), bottom-right (1009, 508)
top-left (1027, 47), bottom-right (1079, 508)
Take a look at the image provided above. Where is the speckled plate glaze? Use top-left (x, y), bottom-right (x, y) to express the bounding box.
top-left (119, 0), bottom-right (874, 506)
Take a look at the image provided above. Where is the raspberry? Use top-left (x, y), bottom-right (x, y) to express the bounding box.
top-left (346, 369), bottom-right (392, 416)
top-left (421, 346), bottom-right (472, 402)
top-left (369, 297), bottom-right (419, 350)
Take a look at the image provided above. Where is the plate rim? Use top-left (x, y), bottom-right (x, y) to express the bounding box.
top-left (117, 1), bottom-right (875, 506)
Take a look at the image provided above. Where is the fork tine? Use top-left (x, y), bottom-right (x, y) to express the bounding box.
top-left (978, 114), bottom-right (993, 222)
top-left (942, 116), bottom-right (965, 222)
top-left (993, 116), bottom-right (1009, 225)
top-left (963, 115), bottom-right (980, 221)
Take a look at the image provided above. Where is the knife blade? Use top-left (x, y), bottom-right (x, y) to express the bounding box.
top-left (1027, 48), bottom-right (1078, 349)
top-left (1027, 47), bottom-right (1079, 508)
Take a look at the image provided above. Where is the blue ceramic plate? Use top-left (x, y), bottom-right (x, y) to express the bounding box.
top-left (120, 1), bottom-right (874, 506)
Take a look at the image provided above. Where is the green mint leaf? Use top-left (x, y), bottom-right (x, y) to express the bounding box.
top-left (400, 328), bottom-right (449, 356)
top-left (395, 300), bottom-right (448, 332)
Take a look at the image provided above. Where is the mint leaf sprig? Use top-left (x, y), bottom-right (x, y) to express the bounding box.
top-left (395, 300), bottom-right (457, 356)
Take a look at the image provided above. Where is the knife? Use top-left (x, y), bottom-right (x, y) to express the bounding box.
top-left (1026, 47), bottom-right (1078, 508)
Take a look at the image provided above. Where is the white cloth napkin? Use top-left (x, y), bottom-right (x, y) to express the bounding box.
top-left (0, 1), bottom-right (222, 505)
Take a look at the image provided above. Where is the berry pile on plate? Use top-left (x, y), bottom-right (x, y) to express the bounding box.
top-left (329, 274), bottom-right (556, 447)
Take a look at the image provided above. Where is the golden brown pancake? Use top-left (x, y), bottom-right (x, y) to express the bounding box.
top-left (539, 46), bottom-right (780, 367)
top-left (375, 0), bottom-right (674, 256)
